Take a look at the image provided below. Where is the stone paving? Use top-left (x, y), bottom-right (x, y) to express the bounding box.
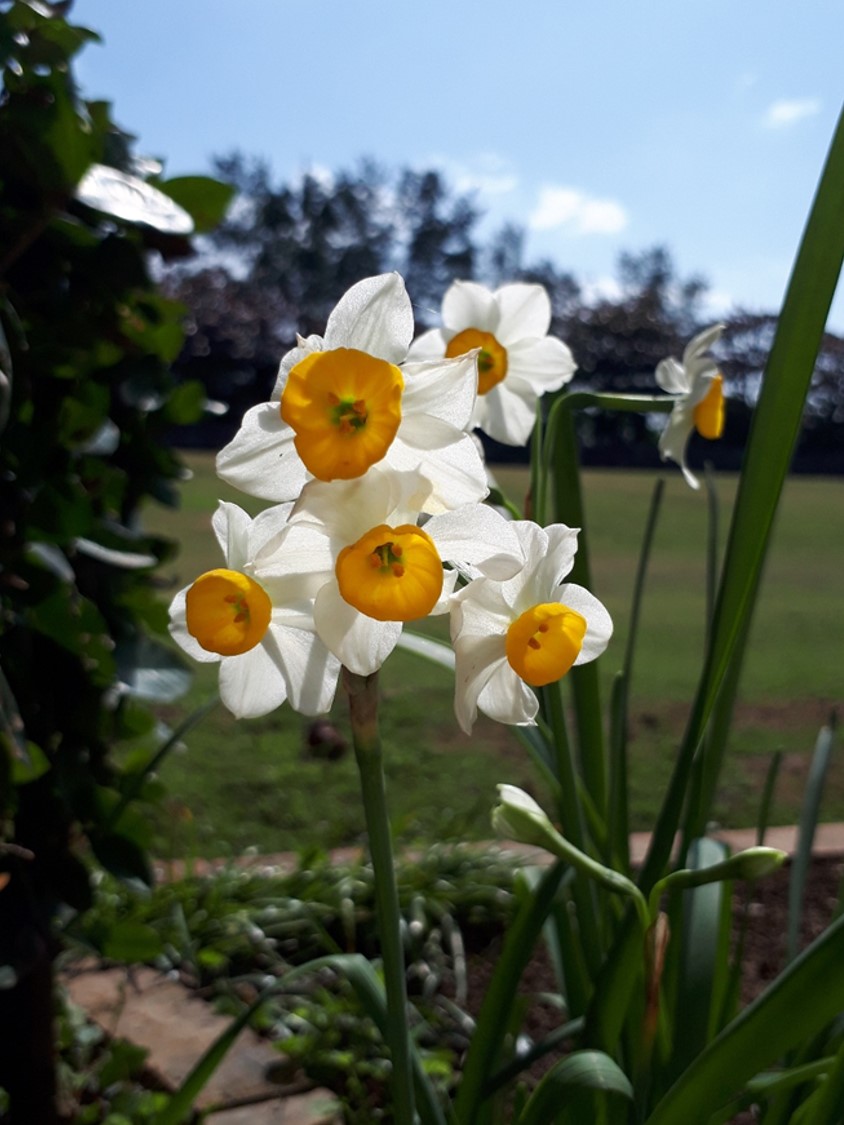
top-left (64, 825), bottom-right (844, 1123)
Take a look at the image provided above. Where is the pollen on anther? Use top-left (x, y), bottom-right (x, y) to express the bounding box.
top-left (338, 418), bottom-right (354, 434)
top-left (369, 553), bottom-right (382, 569)
top-left (528, 637), bottom-right (542, 650)
top-left (392, 545), bottom-right (403, 557)
top-left (327, 392), bottom-right (340, 406)
top-left (233, 612), bottom-right (247, 623)
top-left (538, 623), bottom-right (549, 633)
top-left (352, 399), bottom-right (367, 416)
top-left (392, 564), bottom-right (405, 577)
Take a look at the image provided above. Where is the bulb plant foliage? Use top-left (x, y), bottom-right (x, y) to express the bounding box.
top-left (168, 110), bottom-right (844, 1114)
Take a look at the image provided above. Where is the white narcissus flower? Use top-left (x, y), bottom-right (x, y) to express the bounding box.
top-left (256, 467), bottom-right (524, 677)
top-left (450, 521), bottom-right (612, 733)
top-left (655, 324), bottom-right (726, 489)
top-left (216, 273), bottom-right (488, 514)
top-left (168, 501), bottom-right (340, 718)
top-left (408, 280), bottom-right (576, 446)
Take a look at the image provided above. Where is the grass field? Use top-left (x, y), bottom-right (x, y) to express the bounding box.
top-left (139, 452), bottom-right (843, 857)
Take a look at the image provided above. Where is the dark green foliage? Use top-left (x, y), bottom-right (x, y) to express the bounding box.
top-left (0, 2), bottom-right (230, 1116)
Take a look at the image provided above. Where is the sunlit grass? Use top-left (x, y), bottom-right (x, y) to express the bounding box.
top-left (140, 453), bottom-right (843, 855)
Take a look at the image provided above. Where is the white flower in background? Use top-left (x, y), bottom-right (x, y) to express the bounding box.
top-left (655, 324), bottom-right (726, 489)
top-left (168, 501), bottom-right (340, 718)
top-left (216, 273), bottom-right (487, 514)
top-left (257, 467), bottom-right (524, 677)
top-left (450, 520), bottom-right (612, 733)
top-left (408, 280), bottom-right (576, 446)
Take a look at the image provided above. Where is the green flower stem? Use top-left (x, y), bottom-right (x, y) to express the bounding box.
top-left (343, 667), bottom-right (416, 1125)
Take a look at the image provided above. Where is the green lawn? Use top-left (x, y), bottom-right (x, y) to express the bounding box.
top-left (139, 453), bottom-right (843, 856)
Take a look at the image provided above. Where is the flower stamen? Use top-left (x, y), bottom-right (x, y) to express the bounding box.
top-left (281, 348), bottom-right (403, 480)
top-left (336, 524), bottom-right (443, 622)
top-left (506, 602), bottom-right (587, 687)
top-left (446, 328), bottom-right (508, 395)
top-left (186, 568), bottom-right (272, 656)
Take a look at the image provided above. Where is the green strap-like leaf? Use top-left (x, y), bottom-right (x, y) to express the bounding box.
top-left (788, 720), bottom-right (837, 961)
top-left (675, 103), bottom-right (844, 848)
top-left (643, 909), bottom-right (844, 1125)
top-left (454, 863), bottom-right (566, 1125)
top-left (516, 1050), bottom-right (633, 1125)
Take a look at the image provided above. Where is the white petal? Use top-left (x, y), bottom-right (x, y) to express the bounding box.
top-left (168, 587), bottom-right (220, 664)
top-left (218, 644), bottom-right (288, 718)
top-left (314, 582), bottom-right (402, 675)
top-left (442, 280), bottom-right (499, 334)
top-left (452, 632), bottom-right (508, 734)
top-left (504, 521), bottom-right (580, 608)
top-left (248, 502), bottom-right (296, 563)
top-left (211, 501), bottom-right (252, 571)
top-left (477, 660), bottom-right (539, 727)
top-left (683, 323), bottom-right (724, 367)
top-left (687, 368), bottom-right (720, 407)
top-left (554, 583), bottom-right (614, 664)
top-left (323, 273), bottom-right (412, 362)
top-left (401, 353), bottom-right (478, 430)
top-left (451, 577), bottom-right (514, 637)
top-left (658, 404), bottom-right (699, 488)
top-left (655, 357), bottom-right (690, 395)
top-left (476, 380), bottom-right (538, 446)
top-left (406, 327), bottom-right (446, 361)
top-left (275, 335), bottom-right (323, 397)
top-left (426, 505), bottom-right (523, 578)
top-left (505, 336), bottom-right (576, 395)
top-left (216, 403), bottom-right (308, 502)
top-left (291, 470), bottom-right (432, 544)
top-left (266, 622), bottom-right (340, 715)
top-left (387, 432), bottom-right (488, 512)
top-left (494, 283), bottom-right (552, 342)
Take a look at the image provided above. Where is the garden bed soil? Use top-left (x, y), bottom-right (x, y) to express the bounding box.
top-left (461, 855), bottom-right (843, 1122)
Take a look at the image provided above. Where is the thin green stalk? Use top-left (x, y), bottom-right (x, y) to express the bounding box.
top-left (542, 681), bottom-right (604, 971)
top-left (343, 667), bottom-right (415, 1125)
top-left (544, 400), bottom-right (606, 818)
top-left (608, 477), bottom-right (664, 872)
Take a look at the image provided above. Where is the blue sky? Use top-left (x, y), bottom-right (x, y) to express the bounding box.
top-left (73, 0), bottom-right (843, 329)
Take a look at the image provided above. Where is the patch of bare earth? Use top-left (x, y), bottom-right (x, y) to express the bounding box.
top-left (462, 855), bottom-right (843, 1122)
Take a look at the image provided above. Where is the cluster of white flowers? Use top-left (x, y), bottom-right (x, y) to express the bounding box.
top-left (169, 272), bottom-right (721, 728)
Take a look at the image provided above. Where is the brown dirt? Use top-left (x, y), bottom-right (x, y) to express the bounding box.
top-left (462, 856), bottom-right (843, 1120)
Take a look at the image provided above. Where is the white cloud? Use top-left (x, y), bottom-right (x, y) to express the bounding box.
top-left (528, 186), bottom-right (628, 235)
top-left (763, 98), bottom-right (821, 129)
top-left (702, 289), bottom-right (735, 318)
top-left (429, 152), bottom-right (519, 198)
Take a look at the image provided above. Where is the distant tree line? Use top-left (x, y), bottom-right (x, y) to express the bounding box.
top-left (164, 155), bottom-right (844, 472)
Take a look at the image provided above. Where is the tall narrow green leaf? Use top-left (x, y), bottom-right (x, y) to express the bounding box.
top-left (646, 102), bottom-right (844, 881)
top-left (586, 107), bottom-right (844, 1055)
top-left (788, 720), bottom-right (837, 961)
top-left (454, 863), bottom-right (566, 1125)
top-left (643, 910), bottom-right (844, 1125)
top-left (517, 1050), bottom-right (633, 1125)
